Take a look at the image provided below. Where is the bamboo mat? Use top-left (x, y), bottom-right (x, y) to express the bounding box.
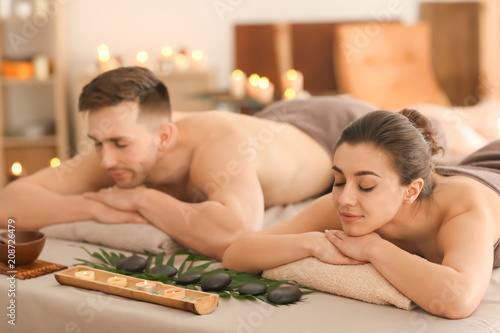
top-left (0, 260), bottom-right (67, 280)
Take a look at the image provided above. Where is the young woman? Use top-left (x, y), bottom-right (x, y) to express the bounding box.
top-left (223, 109), bottom-right (500, 319)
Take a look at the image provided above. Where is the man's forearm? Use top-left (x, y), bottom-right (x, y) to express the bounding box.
top-left (0, 182), bottom-right (96, 229)
top-left (135, 188), bottom-right (263, 260)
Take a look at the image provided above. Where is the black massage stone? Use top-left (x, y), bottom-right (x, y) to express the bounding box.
top-left (201, 273), bottom-right (232, 292)
top-left (238, 282), bottom-right (267, 296)
top-left (149, 265), bottom-right (178, 277)
top-left (267, 286), bottom-right (302, 305)
top-left (176, 272), bottom-right (202, 285)
top-left (116, 256), bottom-right (147, 273)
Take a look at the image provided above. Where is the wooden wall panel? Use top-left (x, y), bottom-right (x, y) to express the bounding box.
top-left (420, 2), bottom-right (480, 106)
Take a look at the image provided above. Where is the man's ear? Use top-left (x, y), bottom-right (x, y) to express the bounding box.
top-left (403, 178), bottom-right (424, 205)
top-left (157, 122), bottom-right (175, 151)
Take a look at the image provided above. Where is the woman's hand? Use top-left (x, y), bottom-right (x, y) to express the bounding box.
top-left (325, 229), bottom-right (382, 262)
top-left (307, 231), bottom-right (365, 265)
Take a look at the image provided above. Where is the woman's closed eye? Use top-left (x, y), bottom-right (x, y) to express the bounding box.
top-left (359, 185), bottom-right (376, 192)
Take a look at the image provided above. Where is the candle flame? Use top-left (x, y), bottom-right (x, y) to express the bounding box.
top-left (97, 44), bottom-right (110, 63)
top-left (284, 88), bottom-right (296, 100)
top-left (50, 157), bottom-right (61, 168)
top-left (258, 77), bottom-right (270, 89)
top-left (161, 46), bottom-right (173, 58)
top-left (248, 74), bottom-right (260, 87)
top-left (136, 51), bottom-right (149, 64)
top-left (192, 49), bottom-right (203, 61)
top-left (11, 162), bottom-right (22, 176)
top-left (232, 69), bottom-right (244, 81)
top-left (286, 69), bottom-right (298, 81)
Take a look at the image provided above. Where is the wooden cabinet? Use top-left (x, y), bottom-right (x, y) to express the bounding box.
top-left (0, 0), bottom-right (68, 187)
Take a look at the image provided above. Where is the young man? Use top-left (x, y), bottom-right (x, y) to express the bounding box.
top-left (0, 67), bottom-right (375, 259)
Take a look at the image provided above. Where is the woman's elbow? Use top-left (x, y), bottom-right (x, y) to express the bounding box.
top-left (427, 293), bottom-right (480, 319)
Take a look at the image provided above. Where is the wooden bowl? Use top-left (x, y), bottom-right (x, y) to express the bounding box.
top-left (0, 230), bottom-right (46, 267)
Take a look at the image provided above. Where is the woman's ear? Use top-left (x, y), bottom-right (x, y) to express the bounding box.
top-left (157, 122), bottom-right (175, 151)
top-left (403, 178), bottom-right (424, 205)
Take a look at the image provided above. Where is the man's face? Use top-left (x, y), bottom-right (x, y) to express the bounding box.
top-left (87, 102), bottom-right (158, 188)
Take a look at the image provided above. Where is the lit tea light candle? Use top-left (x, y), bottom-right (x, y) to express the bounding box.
top-left (107, 276), bottom-right (127, 287)
top-left (136, 50), bottom-right (150, 69)
top-left (190, 49), bottom-right (205, 70)
top-left (281, 69), bottom-right (304, 93)
top-left (164, 287), bottom-right (186, 299)
top-left (97, 44), bottom-right (121, 73)
top-left (246, 73), bottom-right (260, 99)
top-left (8, 162), bottom-right (25, 182)
top-left (255, 76), bottom-right (275, 104)
top-left (75, 271), bottom-right (95, 281)
top-left (50, 157), bottom-right (61, 168)
top-left (136, 280), bottom-right (156, 292)
top-left (159, 46), bottom-right (174, 74)
top-left (283, 88), bottom-right (296, 100)
top-left (174, 53), bottom-right (189, 72)
top-left (230, 69), bottom-right (246, 98)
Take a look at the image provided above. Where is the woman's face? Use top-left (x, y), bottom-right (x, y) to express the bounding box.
top-left (331, 143), bottom-right (408, 236)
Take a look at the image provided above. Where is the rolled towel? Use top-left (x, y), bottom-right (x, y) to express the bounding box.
top-left (262, 257), bottom-right (416, 310)
top-left (41, 222), bottom-right (183, 255)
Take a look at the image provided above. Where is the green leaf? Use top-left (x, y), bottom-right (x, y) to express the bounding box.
top-left (154, 252), bottom-right (165, 267)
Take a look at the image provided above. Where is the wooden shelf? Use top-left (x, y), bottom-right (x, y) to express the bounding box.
top-left (0, 77), bottom-right (55, 86)
top-left (3, 135), bottom-right (57, 148)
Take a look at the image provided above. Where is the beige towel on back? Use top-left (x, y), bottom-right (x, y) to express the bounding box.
top-left (262, 257), bottom-right (416, 310)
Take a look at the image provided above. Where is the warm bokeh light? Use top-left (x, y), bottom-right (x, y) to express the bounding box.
top-left (50, 157), bottom-right (61, 168)
top-left (248, 74), bottom-right (260, 86)
top-left (284, 88), bottom-right (296, 99)
top-left (286, 69), bottom-right (298, 81)
top-left (97, 44), bottom-right (110, 62)
top-left (136, 51), bottom-right (149, 64)
top-left (11, 162), bottom-right (22, 176)
top-left (175, 53), bottom-right (187, 64)
top-left (258, 77), bottom-right (270, 89)
top-left (232, 69), bottom-right (244, 81)
top-left (191, 49), bottom-right (203, 61)
top-left (161, 46), bottom-right (173, 58)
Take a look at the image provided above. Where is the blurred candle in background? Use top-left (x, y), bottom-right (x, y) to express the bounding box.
top-left (255, 76), bottom-right (275, 104)
top-left (158, 46), bottom-right (174, 74)
top-left (281, 69), bottom-right (303, 94)
top-left (174, 53), bottom-right (189, 72)
top-left (246, 73), bottom-right (260, 100)
top-left (97, 44), bottom-right (121, 73)
top-left (190, 49), bottom-right (205, 70)
top-left (230, 69), bottom-right (246, 98)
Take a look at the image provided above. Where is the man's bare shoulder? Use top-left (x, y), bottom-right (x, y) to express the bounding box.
top-left (18, 149), bottom-right (114, 195)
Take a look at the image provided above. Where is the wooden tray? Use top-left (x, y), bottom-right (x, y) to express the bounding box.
top-left (54, 266), bottom-right (219, 315)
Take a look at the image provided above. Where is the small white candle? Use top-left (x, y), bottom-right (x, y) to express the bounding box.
top-left (164, 287), bottom-right (186, 299)
top-left (255, 76), bottom-right (275, 104)
top-left (174, 53), bottom-right (189, 72)
top-left (75, 271), bottom-right (95, 281)
top-left (190, 49), bottom-right (205, 70)
top-left (136, 280), bottom-right (156, 292)
top-left (281, 69), bottom-right (304, 93)
top-left (246, 73), bottom-right (261, 100)
top-left (107, 276), bottom-right (127, 287)
top-left (230, 69), bottom-right (247, 98)
top-left (282, 88), bottom-right (296, 100)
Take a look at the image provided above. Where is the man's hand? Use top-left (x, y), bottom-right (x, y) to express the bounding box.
top-left (83, 186), bottom-right (147, 212)
top-left (85, 197), bottom-right (148, 224)
top-left (308, 231), bottom-right (365, 265)
top-left (325, 229), bottom-right (382, 262)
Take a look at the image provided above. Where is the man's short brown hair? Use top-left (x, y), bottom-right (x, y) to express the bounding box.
top-left (78, 66), bottom-right (171, 121)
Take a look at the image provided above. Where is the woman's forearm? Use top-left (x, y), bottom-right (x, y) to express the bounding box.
top-left (222, 232), bottom-right (316, 274)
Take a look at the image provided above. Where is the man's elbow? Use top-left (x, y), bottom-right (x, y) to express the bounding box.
top-left (211, 220), bottom-right (254, 261)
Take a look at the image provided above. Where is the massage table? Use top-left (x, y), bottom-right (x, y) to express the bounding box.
top-left (1, 200), bottom-right (499, 333)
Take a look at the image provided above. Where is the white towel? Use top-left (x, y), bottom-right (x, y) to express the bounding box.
top-left (262, 257), bottom-right (416, 310)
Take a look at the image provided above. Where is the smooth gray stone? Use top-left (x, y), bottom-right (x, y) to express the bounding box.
top-left (238, 282), bottom-right (267, 296)
top-left (149, 265), bottom-right (178, 277)
top-left (176, 272), bottom-right (202, 285)
top-left (201, 273), bottom-right (232, 292)
top-left (267, 286), bottom-right (302, 305)
top-left (116, 256), bottom-right (147, 273)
